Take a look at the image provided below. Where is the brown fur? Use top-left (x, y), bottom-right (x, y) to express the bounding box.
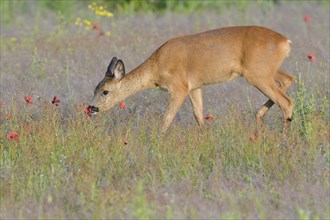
top-left (90, 26), bottom-right (295, 132)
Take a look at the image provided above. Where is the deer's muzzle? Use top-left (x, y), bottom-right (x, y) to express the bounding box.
top-left (88, 105), bottom-right (99, 113)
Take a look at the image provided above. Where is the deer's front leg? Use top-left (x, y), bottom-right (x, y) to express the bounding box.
top-left (189, 88), bottom-right (205, 128)
top-left (161, 90), bottom-right (188, 133)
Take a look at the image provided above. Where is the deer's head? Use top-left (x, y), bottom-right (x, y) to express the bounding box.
top-left (88, 57), bottom-right (125, 114)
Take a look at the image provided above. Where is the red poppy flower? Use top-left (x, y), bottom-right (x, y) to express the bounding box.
top-left (5, 114), bottom-right (13, 120)
top-left (93, 23), bottom-right (100, 30)
top-left (51, 96), bottom-right (60, 107)
top-left (24, 96), bottom-right (33, 104)
top-left (84, 107), bottom-right (92, 118)
top-left (304, 15), bottom-right (311, 23)
top-left (119, 101), bottom-right (127, 109)
top-left (7, 131), bottom-right (19, 141)
top-left (204, 113), bottom-right (215, 122)
top-left (307, 52), bottom-right (316, 62)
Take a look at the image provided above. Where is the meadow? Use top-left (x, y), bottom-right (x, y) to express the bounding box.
top-left (1, 1), bottom-right (329, 219)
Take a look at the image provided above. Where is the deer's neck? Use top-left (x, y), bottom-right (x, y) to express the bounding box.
top-left (119, 59), bottom-right (157, 101)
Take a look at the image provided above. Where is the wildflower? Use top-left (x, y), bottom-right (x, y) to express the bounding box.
top-left (83, 19), bottom-right (92, 26)
top-left (51, 96), bottom-right (60, 107)
top-left (84, 107), bottom-right (93, 118)
top-left (105, 31), bottom-right (111, 36)
top-left (83, 19), bottom-right (92, 28)
top-left (93, 23), bottom-right (100, 30)
top-left (7, 131), bottom-right (19, 141)
top-left (106, 12), bottom-right (114, 17)
top-left (204, 113), bottom-right (214, 122)
top-left (304, 15), bottom-right (311, 23)
top-left (119, 101), bottom-right (127, 109)
top-left (307, 52), bottom-right (316, 62)
top-left (10, 37), bottom-right (17, 43)
top-left (24, 96), bottom-right (33, 104)
top-left (88, 2), bottom-right (97, 11)
top-left (5, 114), bottom-right (13, 120)
top-left (96, 11), bottom-right (105, 17)
top-left (74, 17), bottom-right (82, 26)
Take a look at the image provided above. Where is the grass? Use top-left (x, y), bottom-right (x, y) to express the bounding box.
top-left (1, 101), bottom-right (329, 218)
top-left (1, 1), bottom-right (329, 219)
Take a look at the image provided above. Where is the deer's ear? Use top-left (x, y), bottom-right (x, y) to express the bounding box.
top-left (105, 57), bottom-right (125, 80)
top-left (113, 60), bottom-right (125, 81)
top-left (105, 57), bottom-right (118, 78)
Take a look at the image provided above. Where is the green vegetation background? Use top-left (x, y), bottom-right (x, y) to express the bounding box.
top-left (2, 0), bottom-right (325, 23)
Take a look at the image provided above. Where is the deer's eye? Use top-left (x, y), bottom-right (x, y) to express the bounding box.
top-left (103, 90), bottom-right (109, 95)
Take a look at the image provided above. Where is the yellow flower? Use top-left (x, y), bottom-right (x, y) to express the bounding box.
top-left (83, 19), bottom-right (92, 26)
top-left (87, 3), bottom-right (113, 19)
top-left (89, 5), bottom-right (96, 12)
top-left (105, 31), bottom-right (111, 36)
top-left (10, 37), bottom-right (17, 43)
top-left (89, 2), bottom-right (97, 11)
top-left (97, 11), bottom-right (107, 17)
top-left (75, 17), bottom-right (82, 26)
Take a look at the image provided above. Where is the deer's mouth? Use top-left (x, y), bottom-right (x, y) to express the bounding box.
top-left (87, 105), bottom-right (99, 114)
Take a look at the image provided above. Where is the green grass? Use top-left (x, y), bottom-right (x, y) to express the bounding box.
top-left (0, 0), bottom-right (277, 23)
top-left (1, 92), bottom-right (329, 218)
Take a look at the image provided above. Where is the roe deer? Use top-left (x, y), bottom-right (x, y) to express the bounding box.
top-left (89, 26), bottom-right (295, 134)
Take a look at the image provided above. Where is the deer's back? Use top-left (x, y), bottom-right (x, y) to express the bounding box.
top-left (153, 26), bottom-right (290, 88)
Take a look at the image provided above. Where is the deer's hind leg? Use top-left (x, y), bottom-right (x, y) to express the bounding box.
top-left (255, 70), bottom-right (296, 126)
top-left (246, 71), bottom-right (294, 142)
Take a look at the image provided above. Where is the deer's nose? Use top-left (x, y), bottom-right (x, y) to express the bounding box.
top-left (88, 105), bottom-right (99, 113)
